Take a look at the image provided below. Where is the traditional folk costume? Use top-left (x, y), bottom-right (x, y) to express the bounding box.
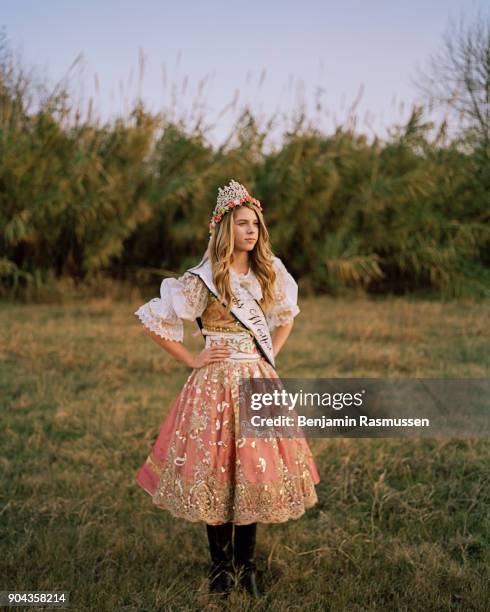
top-left (134, 179), bottom-right (320, 597)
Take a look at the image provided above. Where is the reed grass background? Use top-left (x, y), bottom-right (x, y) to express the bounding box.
top-left (0, 27), bottom-right (489, 302)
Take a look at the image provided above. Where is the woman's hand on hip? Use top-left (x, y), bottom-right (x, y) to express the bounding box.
top-left (190, 341), bottom-right (232, 368)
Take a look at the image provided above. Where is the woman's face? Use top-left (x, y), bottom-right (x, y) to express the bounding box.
top-left (232, 206), bottom-right (259, 252)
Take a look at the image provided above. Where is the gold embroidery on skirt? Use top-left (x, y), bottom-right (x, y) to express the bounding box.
top-left (148, 441), bottom-right (318, 525)
top-left (141, 358), bottom-right (320, 524)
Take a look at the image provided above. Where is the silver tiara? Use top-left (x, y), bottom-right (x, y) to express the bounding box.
top-left (209, 179), bottom-right (262, 233)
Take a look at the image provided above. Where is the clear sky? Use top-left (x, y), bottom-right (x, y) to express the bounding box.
top-left (1, 0), bottom-right (487, 149)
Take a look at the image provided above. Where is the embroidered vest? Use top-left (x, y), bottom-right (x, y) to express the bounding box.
top-left (187, 259), bottom-right (276, 368)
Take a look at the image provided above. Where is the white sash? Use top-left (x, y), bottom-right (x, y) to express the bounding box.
top-left (187, 259), bottom-right (276, 368)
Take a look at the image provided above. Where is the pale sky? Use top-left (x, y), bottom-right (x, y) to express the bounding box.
top-left (1, 0), bottom-right (487, 149)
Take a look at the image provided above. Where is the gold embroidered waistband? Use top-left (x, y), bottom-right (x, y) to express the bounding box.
top-left (203, 329), bottom-right (260, 361)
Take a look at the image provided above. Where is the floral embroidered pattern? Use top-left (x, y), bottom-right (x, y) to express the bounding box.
top-left (135, 357), bottom-right (320, 524)
top-left (205, 332), bottom-right (259, 359)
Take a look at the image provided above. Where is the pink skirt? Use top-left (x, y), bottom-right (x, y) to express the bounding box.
top-left (135, 352), bottom-right (321, 525)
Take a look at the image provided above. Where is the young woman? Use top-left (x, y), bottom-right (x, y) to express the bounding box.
top-left (134, 179), bottom-right (321, 598)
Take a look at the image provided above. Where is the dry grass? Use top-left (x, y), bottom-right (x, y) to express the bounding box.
top-left (1, 294), bottom-right (489, 610)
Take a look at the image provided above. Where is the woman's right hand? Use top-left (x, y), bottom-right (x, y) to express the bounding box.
top-left (190, 341), bottom-right (232, 369)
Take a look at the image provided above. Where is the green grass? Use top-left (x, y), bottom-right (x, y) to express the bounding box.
top-left (1, 294), bottom-right (489, 611)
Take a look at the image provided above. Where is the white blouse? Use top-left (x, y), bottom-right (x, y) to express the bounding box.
top-left (134, 256), bottom-right (300, 342)
top-left (133, 271), bottom-right (208, 342)
top-left (263, 257), bottom-right (301, 332)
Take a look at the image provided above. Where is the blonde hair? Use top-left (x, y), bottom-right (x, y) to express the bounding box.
top-left (208, 202), bottom-right (276, 314)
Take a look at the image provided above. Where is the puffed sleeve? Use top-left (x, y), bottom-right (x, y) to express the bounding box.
top-left (265, 256), bottom-right (301, 332)
top-left (134, 271), bottom-right (208, 342)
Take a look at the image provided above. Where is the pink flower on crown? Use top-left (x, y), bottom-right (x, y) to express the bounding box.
top-left (209, 179), bottom-right (263, 234)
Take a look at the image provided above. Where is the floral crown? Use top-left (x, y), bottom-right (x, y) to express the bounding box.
top-left (209, 179), bottom-right (262, 234)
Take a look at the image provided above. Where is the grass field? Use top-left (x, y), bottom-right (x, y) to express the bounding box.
top-left (1, 294), bottom-right (489, 611)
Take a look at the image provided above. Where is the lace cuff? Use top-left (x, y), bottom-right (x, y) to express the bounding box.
top-left (265, 256), bottom-right (300, 333)
top-left (134, 271), bottom-right (208, 342)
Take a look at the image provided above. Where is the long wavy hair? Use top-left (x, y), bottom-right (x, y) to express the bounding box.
top-left (207, 202), bottom-right (276, 314)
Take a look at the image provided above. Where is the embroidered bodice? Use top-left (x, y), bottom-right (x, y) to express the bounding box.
top-left (134, 256), bottom-right (300, 342)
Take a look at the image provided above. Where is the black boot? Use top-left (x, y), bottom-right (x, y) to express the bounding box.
top-left (233, 522), bottom-right (261, 597)
top-left (206, 522), bottom-right (234, 596)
